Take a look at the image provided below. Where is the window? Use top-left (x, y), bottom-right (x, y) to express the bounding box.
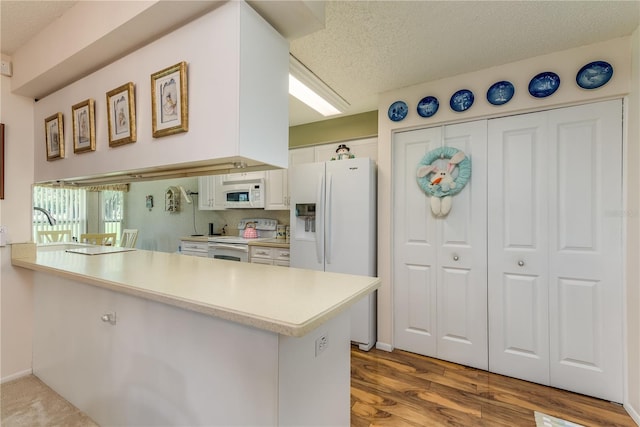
top-left (102, 190), bottom-right (124, 240)
top-left (33, 186), bottom-right (87, 242)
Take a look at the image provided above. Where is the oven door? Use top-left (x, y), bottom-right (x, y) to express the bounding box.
top-left (208, 243), bottom-right (249, 262)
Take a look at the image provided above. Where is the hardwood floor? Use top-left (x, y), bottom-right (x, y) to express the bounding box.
top-left (351, 347), bottom-right (636, 427)
top-left (3, 347), bottom-right (635, 426)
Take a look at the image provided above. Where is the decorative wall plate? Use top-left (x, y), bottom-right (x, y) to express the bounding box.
top-left (449, 89), bottom-right (474, 112)
top-left (487, 81), bottom-right (515, 105)
top-left (388, 100), bottom-right (408, 122)
top-left (576, 61), bottom-right (613, 89)
top-left (528, 72), bottom-right (560, 98)
top-left (417, 96), bottom-right (439, 118)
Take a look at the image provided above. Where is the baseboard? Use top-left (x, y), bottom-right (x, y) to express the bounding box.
top-left (623, 402), bottom-right (640, 426)
top-left (1, 368), bottom-right (32, 384)
top-left (375, 341), bottom-right (393, 352)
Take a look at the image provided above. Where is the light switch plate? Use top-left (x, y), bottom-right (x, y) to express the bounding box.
top-left (0, 225), bottom-right (7, 246)
top-left (1, 60), bottom-right (12, 77)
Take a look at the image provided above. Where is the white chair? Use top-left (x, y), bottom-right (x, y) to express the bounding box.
top-left (37, 230), bottom-right (72, 243)
top-left (120, 229), bottom-right (138, 248)
top-left (80, 233), bottom-right (117, 246)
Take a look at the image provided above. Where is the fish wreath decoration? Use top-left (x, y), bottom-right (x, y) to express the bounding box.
top-left (416, 146), bottom-right (471, 217)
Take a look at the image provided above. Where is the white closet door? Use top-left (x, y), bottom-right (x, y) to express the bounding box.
top-left (488, 111), bottom-right (550, 384)
top-left (394, 121), bottom-right (488, 369)
top-left (393, 126), bottom-right (441, 357)
top-left (488, 100), bottom-right (623, 402)
top-left (546, 100), bottom-right (623, 402)
top-left (436, 121), bottom-right (488, 369)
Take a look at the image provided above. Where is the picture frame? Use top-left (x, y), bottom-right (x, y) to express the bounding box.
top-left (106, 82), bottom-right (137, 147)
top-left (0, 123), bottom-right (4, 200)
top-left (72, 99), bottom-right (96, 153)
top-left (44, 112), bottom-right (64, 161)
top-left (151, 61), bottom-right (188, 138)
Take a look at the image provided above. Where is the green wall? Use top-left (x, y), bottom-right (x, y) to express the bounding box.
top-left (289, 110), bottom-right (378, 148)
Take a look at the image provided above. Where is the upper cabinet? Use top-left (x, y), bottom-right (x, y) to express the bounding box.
top-left (198, 175), bottom-right (226, 211)
top-left (33, 1), bottom-right (289, 185)
top-left (265, 169), bottom-right (289, 210)
top-left (290, 137), bottom-right (378, 165)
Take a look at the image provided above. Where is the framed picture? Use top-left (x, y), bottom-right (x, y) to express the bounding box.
top-left (151, 61), bottom-right (188, 138)
top-left (44, 112), bottom-right (64, 161)
top-left (0, 123), bottom-right (4, 200)
top-left (106, 82), bottom-right (136, 147)
top-left (72, 99), bottom-right (96, 153)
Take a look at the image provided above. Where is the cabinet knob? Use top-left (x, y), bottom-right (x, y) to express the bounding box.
top-left (452, 255), bottom-right (459, 261)
top-left (518, 260), bottom-right (525, 267)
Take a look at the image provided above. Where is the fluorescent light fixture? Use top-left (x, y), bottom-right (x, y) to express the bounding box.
top-left (289, 54), bottom-right (348, 117)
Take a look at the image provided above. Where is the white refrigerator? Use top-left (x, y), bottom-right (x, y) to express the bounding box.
top-left (289, 157), bottom-right (377, 351)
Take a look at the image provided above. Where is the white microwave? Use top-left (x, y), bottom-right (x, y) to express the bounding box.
top-left (222, 179), bottom-right (265, 208)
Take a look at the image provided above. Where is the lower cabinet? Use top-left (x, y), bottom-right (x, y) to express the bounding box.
top-left (250, 245), bottom-right (290, 267)
top-left (180, 240), bottom-right (208, 257)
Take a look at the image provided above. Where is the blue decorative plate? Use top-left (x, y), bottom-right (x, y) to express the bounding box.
top-left (487, 81), bottom-right (515, 106)
top-left (449, 89), bottom-right (474, 112)
top-left (576, 61), bottom-right (613, 90)
top-left (417, 96), bottom-right (439, 118)
top-left (528, 72), bottom-right (560, 98)
top-left (388, 100), bottom-right (408, 122)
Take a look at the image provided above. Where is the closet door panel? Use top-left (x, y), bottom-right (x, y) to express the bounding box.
top-left (548, 100), bottom-right (623, 402)
top-left (488, 112), bottom-right (550, 384)
top-left (436, 120), bottom-right (488, 370)
top-left (393, 127), bottom-right (441, 356)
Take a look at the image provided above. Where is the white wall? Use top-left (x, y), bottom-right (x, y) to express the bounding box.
top-left (625, 26), bottom-right (640, 425)
top-left (0, 70), bottom-right (36, 382)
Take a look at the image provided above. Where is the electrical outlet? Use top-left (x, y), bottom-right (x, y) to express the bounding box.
top-left (315, 333), bottom-right (328, 357)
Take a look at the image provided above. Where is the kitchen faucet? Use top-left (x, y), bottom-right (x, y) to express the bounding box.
top-left (33, 207), bottom-right (57, 226)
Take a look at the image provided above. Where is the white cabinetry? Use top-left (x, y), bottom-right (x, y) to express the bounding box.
top-left (198, 176), bottom-right (214, 210)
top-left (198, 175), bottom-right (226, 210)
top-left (250, 244), bottom-right (290, 266)
top-left (33, 1), bottom-right (289, 184)
top-left (223, 171), bottom-right (265, 182)
top-left (289, 137), bottom-right (378, 164)
top-left (180, 239), bottom-right (209, 257)
top-left (265, 169), bottom-right (289, 210)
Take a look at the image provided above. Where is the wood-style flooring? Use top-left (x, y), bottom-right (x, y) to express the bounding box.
top-left (2, 347), bottom-right (636, 426)
top-left (351, 346), bottom-right (637, 427)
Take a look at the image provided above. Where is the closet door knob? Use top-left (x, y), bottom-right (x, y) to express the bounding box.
top-left (453, 255), bottom-right (459, 261)
top-left (101, 313), bottom-right (116, 325)
top-left (518, 260), bottom-right (525, 267)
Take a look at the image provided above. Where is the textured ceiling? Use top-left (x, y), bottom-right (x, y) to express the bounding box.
top-left (0, 1), bottom-right (77, 55)
top-left (289, 0), bottom-right (640, 125)
top-left (2, 1), bottom-right (639, 126)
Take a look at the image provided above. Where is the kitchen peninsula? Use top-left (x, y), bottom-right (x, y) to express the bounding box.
top-left (12, 244), bottom-right (379, 426)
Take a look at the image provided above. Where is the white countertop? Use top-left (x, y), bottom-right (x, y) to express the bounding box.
top-left (248, 238), bottom-right (290, 248)
top-left (12, 245), bottom-right (379, 337)
top-left (180, 235), bottom-right (210, 242)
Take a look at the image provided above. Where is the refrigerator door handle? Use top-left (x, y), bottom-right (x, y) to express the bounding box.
top-left (325, 173), bottom-right (333, 264)
top-left (315, 174), bottom-right (325, 264)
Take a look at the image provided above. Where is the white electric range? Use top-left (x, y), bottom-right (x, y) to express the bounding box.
top-left (207, 218), bottom-right (277, 262)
